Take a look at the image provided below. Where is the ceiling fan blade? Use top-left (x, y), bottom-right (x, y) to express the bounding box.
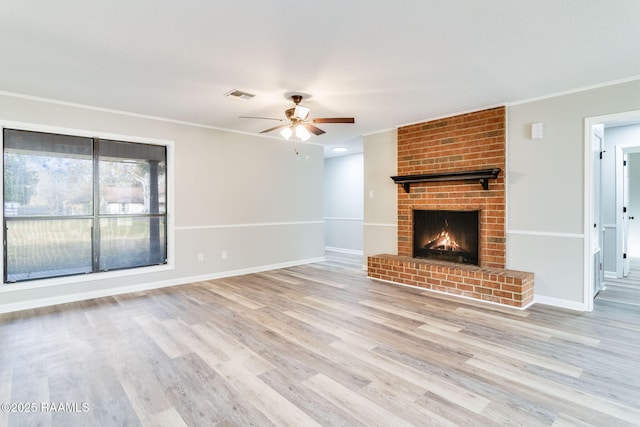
top-left (240, 116), bottom-right (284, 121)
top-left (304, 124), bottom-right (326, 136)
top-left (312, 117), bottom-right (355, 124)
top-left (260, 124), bottom-right (290, 134)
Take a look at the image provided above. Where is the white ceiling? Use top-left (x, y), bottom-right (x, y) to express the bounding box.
top-left (1, 1), bottom-right (639, 157)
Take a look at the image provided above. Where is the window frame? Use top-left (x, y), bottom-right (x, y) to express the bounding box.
top-left (0, 121), bottom-right (174, 290)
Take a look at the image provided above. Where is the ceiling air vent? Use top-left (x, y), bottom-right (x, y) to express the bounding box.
top-left (224, 89), bottom-right (255, 101)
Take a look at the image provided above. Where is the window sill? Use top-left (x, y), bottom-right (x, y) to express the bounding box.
top-left (0, 262), bottom-right (174, 293)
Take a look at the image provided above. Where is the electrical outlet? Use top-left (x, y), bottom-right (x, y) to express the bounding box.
top-left (197, 252), bottom-right (204, 262)
top-left (221, 250), bottom-right (228, 259)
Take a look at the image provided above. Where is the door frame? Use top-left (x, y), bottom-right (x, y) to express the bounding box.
top-left (591, 124), bottom-right (604, 295)
top-left (584, 110), bottom-right (640, 311)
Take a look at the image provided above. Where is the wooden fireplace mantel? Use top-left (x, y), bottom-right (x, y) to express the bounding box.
top-left (390, 168), bottom-right (501, 193)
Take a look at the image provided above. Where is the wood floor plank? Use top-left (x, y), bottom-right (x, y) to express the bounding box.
top-left (358, 298), bottom-right (464, 332)
top-left (160, 318), bottom-right (230, 368)
top-left (280, 270), bottom-right (347, 289)
top-left (416, 288), bottom-right (532, 318)
top-left (78, 359), bottom-right (142, 426)
top-left (202, 279), bottom-right (266, 309)
top-left (258, 368), bottom-right (366, 427)
top-left (283, 309), bottom-right (379, 350)
top-left (8, 373), bottom-right (51, 426)
top-left (215, 359), bottom-right (321, 427)
top-left (361, 380), bottom-right (463, 427)
top-left (144, 408), bottom-right (188, 427)
top-left (207, 305), bottom-right (374, 391)
top-left (255, 271), bottom-right (304, 285)
top-left (159, 351), bottom-right (274, 426)
top-left (303, 373), bottom-right (413, 427)
top-left (331, 339), bottom-right (491, 414)
top-left (303, 295), bottom-right (423, 332)
top-left (413, 393), bottom-right (501, 427)
top-left (467, 353), bottom-right (640, 425)
top-left (414, 323), bottom-right (584, 378)
top-left (111, 342), bottom-right (173, 423)
top-left (134, 314), bottom-right (191, 359)
top-left (1, 250), bottom-right (639, 426)
top-left (552, 412), bottom-right (603, 427)
top-left (190, 322), bottom-right (275, 376)
top-left (0, 363), bottom-right (12, 427)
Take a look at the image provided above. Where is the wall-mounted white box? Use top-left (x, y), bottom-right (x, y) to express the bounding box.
top-left (531, 122), bottom-right (544, 139)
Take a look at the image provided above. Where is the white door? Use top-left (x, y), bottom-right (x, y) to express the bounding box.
top-left (592, 127), bottom-right (604, 294)
top-left (623, 153), bottom-right (631, 276)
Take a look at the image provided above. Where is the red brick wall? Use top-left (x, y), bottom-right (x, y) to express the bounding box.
top-left (397, 107), bottom-right (506, 268)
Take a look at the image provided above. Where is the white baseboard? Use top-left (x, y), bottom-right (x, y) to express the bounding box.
top-left (534, 295), bottom-right (587, 311)
top-left (604, 271), bottom-right (617, 279)
top-left (324, 246), bottom-right (364, 256)
top-left (0, 256), bottom-right (326, 314)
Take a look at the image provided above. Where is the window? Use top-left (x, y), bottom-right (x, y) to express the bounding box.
top-left (3, 128), bottom-right (167, 283)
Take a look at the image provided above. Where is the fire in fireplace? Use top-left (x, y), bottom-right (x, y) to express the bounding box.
top-left (413, 209), bottom-right (479, 265)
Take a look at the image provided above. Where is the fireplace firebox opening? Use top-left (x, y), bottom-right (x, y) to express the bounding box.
top-left (413, 209), bottom-right (479, 265)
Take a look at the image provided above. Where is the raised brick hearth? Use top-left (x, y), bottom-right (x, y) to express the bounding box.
top-left (368, 255), bottom-right (534, 307)
top-left (367, 107), bottom-right (535, 308)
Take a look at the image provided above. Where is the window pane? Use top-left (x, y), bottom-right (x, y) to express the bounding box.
top-left (3, 129), bottom-right (169, 284)
top-left (99, 216), bottom-right (166, 270)
top-left (99, 140), bottom-right (166, 215)
top-left (4, 129), bottom-right (92, 156)
top-left (3, 129), bottom-right (93, 217)
top-left (5, 219), bottom-right (92, 282)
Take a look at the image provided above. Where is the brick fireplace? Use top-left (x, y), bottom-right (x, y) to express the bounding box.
top-left (367, 107), bottom-right (534, 308)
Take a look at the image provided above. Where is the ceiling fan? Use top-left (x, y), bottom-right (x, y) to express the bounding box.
top-left (240, 95), bottom-right (355, 141)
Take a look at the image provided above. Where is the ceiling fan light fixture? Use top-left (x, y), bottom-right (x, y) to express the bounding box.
top-left (280, 126), bottom-right (293, 139)
top-left (295, 124), bottom-right (311, 141)
top-left (293, 105), bottom-right (310, 120)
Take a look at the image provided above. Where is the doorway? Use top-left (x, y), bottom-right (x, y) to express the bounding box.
top-left (595, 257), bottom-right (640, 309)
top-left (585, 110), bottom-right (640, 311)
top-left (615, 147), bottom-right (640, 278)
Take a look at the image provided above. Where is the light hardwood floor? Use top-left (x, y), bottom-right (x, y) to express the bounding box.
top-left (1, 252), bottom-right (639, 426)
top-left (596, 257), bottom-right (640, 309)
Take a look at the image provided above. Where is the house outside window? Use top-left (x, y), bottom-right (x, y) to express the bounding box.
top-left (2, 128), bottom-right (168, 283)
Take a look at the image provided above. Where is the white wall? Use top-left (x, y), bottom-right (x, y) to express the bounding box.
top-left (363, 129), bottom-right (397, 266)
top-left (0, 93), bottom-right (325, 312)
top-left (507, 79), bottom-right (640, 309)
top-left (324, 152), bottom-right (364, 254)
